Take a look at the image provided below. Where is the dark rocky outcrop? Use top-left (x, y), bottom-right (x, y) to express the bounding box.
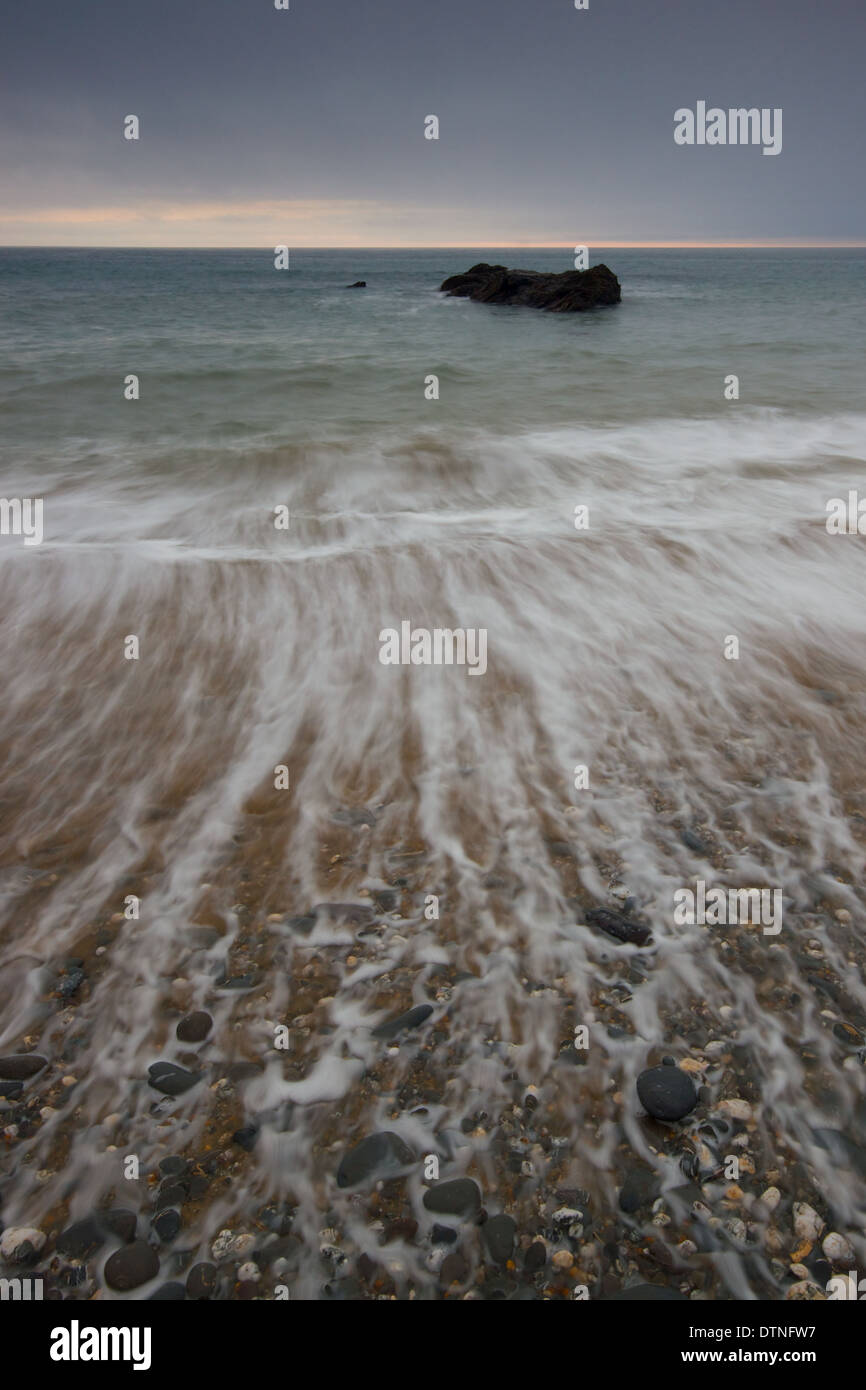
top-left (439, 262), bottom-right (620, 312)
top-left (346, 280), bottom-right (367, 288)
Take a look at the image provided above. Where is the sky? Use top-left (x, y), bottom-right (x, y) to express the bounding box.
top-left (1, 0), bottom-right (864, 247)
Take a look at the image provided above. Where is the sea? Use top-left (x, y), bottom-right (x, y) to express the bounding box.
top-left (0, 247), bottom-right (865, 1299)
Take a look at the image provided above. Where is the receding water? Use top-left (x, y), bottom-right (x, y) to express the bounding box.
top-left (0, 248), bottom-right (865, 1300)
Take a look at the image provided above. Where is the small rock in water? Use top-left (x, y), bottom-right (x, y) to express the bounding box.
top-left (822, 1231), bottom-right (854, 1264)
top-left (103, 1240), bottom-right (160, 1291)
top-left (176, 1011), bottom-right (213, 1043)
top-left (0, 1226), bottom-right (46, 1262)
top-left (585, 907), bottom-right (651, 947)
top-left (186, 1262), bottom-right (218, 1299)
top-left (346, 281), bottom-right (367, 288)
top-left (793, 1202), bottom-right (824, 1243)
top-left (636, 1064), bottom-right (698, 1121)
top-left (153, 1210), bottom-right (181, 1244)
top-left (0, 1054), bottom-right (47, 1080)
top-left (483, 1213), bottom-right (516, 1264)
top-left (422, 1178), bottom-right (482, 1219)
top-left (336, 1131), bottom-right (415, 1188)
top-left (371, 1004), bottom-right (433, 1040)
top-left (232, 1125), bottom-right (259, 1152)
top-left (147, 1062), bottom-right (200, 1096)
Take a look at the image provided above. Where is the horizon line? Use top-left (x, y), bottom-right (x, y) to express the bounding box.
top-left (2, 240), bottom-right (865, 250)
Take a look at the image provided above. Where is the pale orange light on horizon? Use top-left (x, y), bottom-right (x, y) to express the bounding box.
top-left (0, 199), bottom-right (862, 249)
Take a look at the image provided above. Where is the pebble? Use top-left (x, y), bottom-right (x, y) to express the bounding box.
top-left (717, 1098), bottom-right (753, 1122)
top-left (0, 1054), bottom-right (47, 1080)
top-left (793, 1202), bottom-right (824, 1243)
top-left (552, 1249), bottom-right (573, 1269)
top-left (786, 1280), bottom-right (825, 1301)
top-left (822, 1231), bottom-right (854, 1264)
top-left (211, 1230), bottom-right (256, 1261)
top-left (0, 1226), bottom-right (46, 1262)
top-left (422, 1178), bottom-right (482, 1219)
top-left (176, 1011), bottom-right (213, 1043)
top-left (187, 1262), bottom-right (218, 1299)
top-left (760, 1185), bottom-right (781, 1212)
top-left (483, 1213), bottom-right (516, 1264)
top-left (147, 1062), bottom-right (200, 1097)
top-left (371, 1004), bottom-right (433, 1040)
top-left (103, 1240), bottom-right (160, 1291)
top-left (336, 1131), bottom-right (415, 1188)
top-left (636, 1063), bottom-right (698, 1121)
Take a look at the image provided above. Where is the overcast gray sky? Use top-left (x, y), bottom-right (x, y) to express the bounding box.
top-left (1, 0), bottom-right (864, 245)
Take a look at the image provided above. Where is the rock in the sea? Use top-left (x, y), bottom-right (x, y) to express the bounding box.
top-left (147, 1062), bottom-right (200, 1096)
top-left (440, 262), bottom-right (620, 312)
top-left (0, 1226), bottom-right (46, 1262)
top-left (0, 1054), bottom-right (47, 1080)
top-left (103, 1239), bottom-right (159, 1291)
top-left (346, 280), bottom-right (367, 288)
top-left (636, 1062), bottom-right (698, 1121)
top-left (336, 1131), bottom-right (415, 1188)
top-left (371, 1004), bottom-right (433, 1040)
top-left (176, 1011), bottom-right (213, 1043)
top-left (422, 1178), bottom-right (482, 1219)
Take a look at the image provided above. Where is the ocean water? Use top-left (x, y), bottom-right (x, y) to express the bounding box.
top-left (1, 247), bottom-right (865, 1300)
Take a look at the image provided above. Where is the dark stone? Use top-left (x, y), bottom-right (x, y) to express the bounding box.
top-left (346, 281), bottom-right (367, 288)
top-left (422, 1178), bottom-right (482, 1219)
top-left (103, 1239), bottom-right (159, 1291)
top-left (636, 1065), bottom-right (698, 1121)
top-left (155, 1182), bottom-right (186, 1211)
top-left (153, 1210), bottom-right (181, 1243)
top-left (147, 1062), bottom-right (200, 1097)
top-left (286, 914), bottom-right (317, 935)
top-left (312, 902), bottom-right (376, 927)
top-left (101, 1209), bottom-right (137, 1244)
top-left (56, 967), bottom-right (85, 998)
top-left (483, 1213), bottom-right (516, 1263)
top-left (336, 1131), bottom-right (415, 1188)
top-left (0, 1054), bottom-right (47, 1080)
top-left (524, 1240), bottom-right (547, 1272)
top-left (619, 1168), bottom-right (661, 1214)
top-left (232, 1125), bottom-right (259, 1152)
top-left (186, 1262), bottom-right (218, 1299)
top-left (371, 1004), bottom-right (434, 1040)
top-left (681, 829), bottom-right (708, 854)
top-left (0, 1081), bottom-right (23, 1099)
top-left (431, 1223), bottom-right (458, 1246)
top-left (158, 1156), bottom-right (189, 1178)
top-left (149, 1282), bottom-right (186, 1300)
top-left (57, 1209), bottom-right (135, 1258)
top-left (585, 907), bottom-right (651, 947)
top-left (176, 1011), bottom-right (213, 1043)
top-left (440, 262), bottom-right (621, 313)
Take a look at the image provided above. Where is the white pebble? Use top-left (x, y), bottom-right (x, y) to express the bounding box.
top-left (793, 1202), bottom-right (824, 1243)
top-left (822, 1231), bottom-right (854, 1264)
top-left (0, 1226), bottom-right (46, 1261)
